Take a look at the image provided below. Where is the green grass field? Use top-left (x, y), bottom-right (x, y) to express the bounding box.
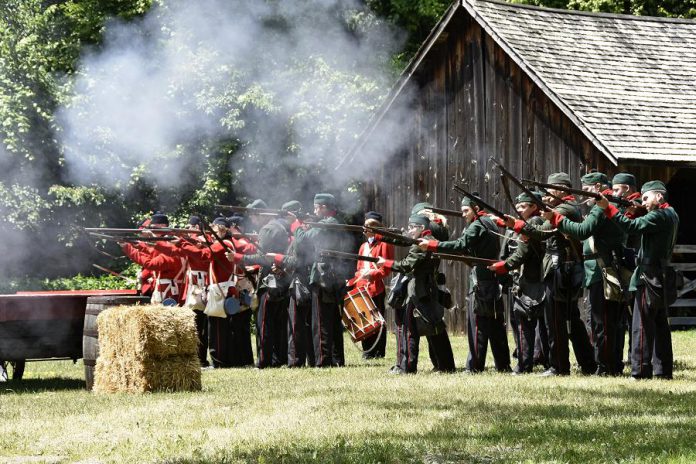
top-left (3, 331), bottom-right (696, 464)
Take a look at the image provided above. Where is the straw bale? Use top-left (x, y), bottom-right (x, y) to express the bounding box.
top-left (97, 304), bottom-right (199, 359)
top-left (94, 355), bottom-right (201, 393)
top-left (93, 304), bottom-right (202, 393)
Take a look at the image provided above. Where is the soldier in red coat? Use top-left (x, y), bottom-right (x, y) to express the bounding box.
top-left (348, 211), bottom-right (394, 358)
top-left (121, 212), bottom-right (185, 305)
top-left (174, 216), bottom-right (256, 368)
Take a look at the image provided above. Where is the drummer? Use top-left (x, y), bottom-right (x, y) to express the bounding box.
top-left (347, 211), bottom-right (394, 358)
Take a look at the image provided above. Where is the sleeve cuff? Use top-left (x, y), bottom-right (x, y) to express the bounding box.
top-left (493, 261), bottom-right (509, 276)
top-left (273, 254), bottom-right (285, 266)
top-left (551, 212), bottom-right (565, 228)
top-left (605, 204), bottom-right (619, 219)
top-left (426, 240), bottom-right (439, 252)
top-left (513, 219), bottom-right (526, 234)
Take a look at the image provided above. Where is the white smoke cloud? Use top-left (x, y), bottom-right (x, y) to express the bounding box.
top-left (57, 0), bottom-right (411, 198)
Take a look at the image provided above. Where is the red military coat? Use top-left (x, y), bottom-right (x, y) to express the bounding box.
top-left (348, 239), bottom-right (394, 297)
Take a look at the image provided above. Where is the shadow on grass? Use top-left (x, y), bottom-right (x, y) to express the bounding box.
top-left (0, 377), bottom-right (86, 394)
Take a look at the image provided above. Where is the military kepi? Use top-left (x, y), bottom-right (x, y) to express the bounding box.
top-left (580, 172), bottom-right (608, 185)
top-left (411, 202), bottom-right (433, 214)
top-left (408, 214), bottom-right (430, 227)
top-left (547, 172), bottom-right (572, 186)
top-left (150, 211), bottom-right (169, 226)
top-left (515, 191), bottom-right (541, 204)
top-left (641, 180), bottom-right (667, 195)
top-left (314, 193), bottom-right (336, 208)
top-left (281, 200), bottom-right (302, 212)
top-left (612, 172), bottom-right (636, 187)
top-left (460, 192), bottom-right (481, 208)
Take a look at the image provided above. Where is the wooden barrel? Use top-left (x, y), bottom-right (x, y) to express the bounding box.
top-left (83, 295), bottom-right (150, 390)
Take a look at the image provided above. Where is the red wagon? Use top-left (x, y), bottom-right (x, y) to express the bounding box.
top-left (0, 289), bottom-right (137, 380)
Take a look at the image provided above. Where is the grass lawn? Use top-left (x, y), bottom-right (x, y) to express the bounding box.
top-left (2, 331), bottom-right (696, 463)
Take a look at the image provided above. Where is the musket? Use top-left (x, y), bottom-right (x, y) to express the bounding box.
top-left (215, 205), bottom-right (318, 221)
top-left (488, 158), bottom-right (552, 212)
top-left (432, 253), bottom-right (497, 267)
top-left (305, 222), bottom-right (365, 233)
top-left (85, 227), bottom-right (203, 235)
top-left (305, 222), bottom-right (402, 234)
top-left (452, 184), bottom-right (508, 218)
top-left (87, 232), bottom-right (179, 242)
top-left (366, 226), bottom-right (418, 246)
top-left (319, 250), bottom-right (379, 263)
top-left (520, 178), bottom-right (634, 207)
top-left (428, 206), bottom-right (464, 218)
top-left (92, 264), bottom-right (136, 284)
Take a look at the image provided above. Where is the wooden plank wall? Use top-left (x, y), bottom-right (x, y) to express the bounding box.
top-left (364, 13), bottom-right (684, 333)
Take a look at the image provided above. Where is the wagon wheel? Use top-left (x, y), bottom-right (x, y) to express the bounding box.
top-left (0, 360), bottom-right (25, 381)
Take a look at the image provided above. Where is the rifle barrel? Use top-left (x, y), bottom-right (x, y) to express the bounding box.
top-left (305, 222), bottom-right (364, 233)
top-left (433, 253), bottom-right (497, 266)
top-left (520, 179), bottom-right (632, 207)
top-left (429, 207), bottom-right (463, 218)
top-left (366, 226), bottom-right (417, 246)
top-left (452, 185), bottom-right (508, 218)
top-left (320, 250), bottom-right (379, 263)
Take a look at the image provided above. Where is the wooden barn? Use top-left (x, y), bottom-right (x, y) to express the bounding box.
top-left (347, 0), bottom-right (696, 331)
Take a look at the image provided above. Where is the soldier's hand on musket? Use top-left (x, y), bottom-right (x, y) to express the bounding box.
top-left (596, 194), bottom-right (610, 210)
top-left (376, 256), bottom-right (387, 266)
top-left (416, 238), bottom-right (432, 251)
top-left (140, 229), bottom-right (155, 238)
top-left (540, 210), bottom-right (555, 222)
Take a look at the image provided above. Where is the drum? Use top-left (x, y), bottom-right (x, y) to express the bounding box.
top-left (342, 287), bottom-right (385, 342)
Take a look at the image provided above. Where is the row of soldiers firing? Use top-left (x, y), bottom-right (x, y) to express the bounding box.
top-left (95, 168), bottom-right (680, 379)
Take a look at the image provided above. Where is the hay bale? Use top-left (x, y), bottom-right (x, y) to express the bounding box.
top-left (97, 305), bottom-right (199, 359)
top-left (93, 305), bottom-right (201, 393)
top-left (94, 355), bottom-right (201, 393)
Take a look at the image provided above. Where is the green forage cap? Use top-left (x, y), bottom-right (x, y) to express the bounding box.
top-left (411, 202), bottom-right (433, 214)
top-left (547, 172), bottom-right (572, 186)
top-left (313, 193), bottom-right (336, 207)
top-left (580, 172), bottom-right (608, 185)
top-left (515, 191), bottom-right (542, 205)
top-left (612, 173), bottom-right (636, 187)
top-left (246, 199), bottom-right (268, 209)
top-left (408, 214), bottom-right (430, 227)
top-left (641, 180), bottom-right (667, 195)
top-left (461, 192), bottom-right (481, 208)
top-left (281, 200), bottom-right (302, 212)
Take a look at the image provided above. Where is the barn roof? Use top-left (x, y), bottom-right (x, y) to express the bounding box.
top-left (347, 0), bottom-right (696, 165)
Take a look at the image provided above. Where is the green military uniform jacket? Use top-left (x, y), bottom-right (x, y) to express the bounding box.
top-left (556, 206), bottom-right (626, 288)
top-left (597, 205), bottom-right (679, 291)
top-left (502, 215), bottom-right (545, 285)
top-left (243, 218), bottom-right (291, 292)
top-left (435, 214), bottom-right (499, 284)
top-left (520, 201), bottom-right (583, 280)
top-left (387, 244), bottom-right (440, 306)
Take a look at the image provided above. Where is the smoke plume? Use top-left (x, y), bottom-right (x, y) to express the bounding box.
top-left (57, 0), bottom-right (412, 206)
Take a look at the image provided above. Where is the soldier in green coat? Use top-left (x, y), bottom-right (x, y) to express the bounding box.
top-left (489, 192), bottom-right (546, 374)
top-left (542, 172), bottom-right (627, 375)
top-left (378, 214), bottom-right (449, 373)
top-left (509, 172), bottom-right (596, 376)
top-left (597, 180), bottom-right (680, 379)
top-left (418, 195), bottom-right (511, 373)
